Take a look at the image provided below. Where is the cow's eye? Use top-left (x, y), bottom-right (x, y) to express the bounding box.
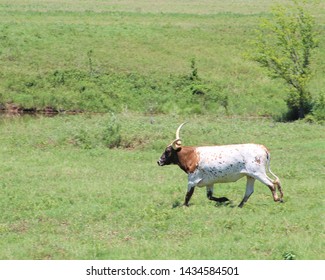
top-left (166, 147), bottom-right (172, 155)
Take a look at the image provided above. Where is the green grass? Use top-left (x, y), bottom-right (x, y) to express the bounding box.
top-left (0, 0), bottom-right (324, 117)
top-left (0, 113), bottom-right (324, 259)
top-left (0, 0), bottom-right (324, 260)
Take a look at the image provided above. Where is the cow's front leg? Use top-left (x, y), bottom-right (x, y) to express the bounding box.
top-left (206, 185), bottom-right (229, 203)
top-left (184, 186), bottom-right (195, 206)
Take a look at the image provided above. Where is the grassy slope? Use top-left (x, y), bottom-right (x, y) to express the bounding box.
top-left (0, 114), bottom-right (324, 259)
top-left (0, 0), bottom-right (324, 116)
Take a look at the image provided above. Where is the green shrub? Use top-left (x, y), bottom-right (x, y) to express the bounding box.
top-left (251, 1), bottom-right (318, 119)
top-left (102, 114), bottom-right (122, 148)
top-left (73, 128), bottom-right (94, 149)
top-left (312, 93), bottom-right (325, 123)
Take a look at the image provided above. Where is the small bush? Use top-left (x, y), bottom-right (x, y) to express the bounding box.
top-left (102, 114), bottom-right (122, 148)
top-left (73, 128), bottom-right (94, 149)
top-left (311, 93), bottom-right (325, 123)
top-left (70, 114), bottom-right (122, 149)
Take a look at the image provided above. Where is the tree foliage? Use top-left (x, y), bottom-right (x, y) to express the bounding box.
top-left (252, 0), bottom-right (318, 119)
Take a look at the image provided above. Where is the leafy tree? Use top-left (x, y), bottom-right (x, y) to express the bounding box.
top-left (251, 0), bottom-right (318, 119)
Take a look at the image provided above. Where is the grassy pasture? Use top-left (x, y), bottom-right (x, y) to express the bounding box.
top-left (0, 0), bottom-right (324, 260)
top-left (0, 0), bottom-right (324, 116)
top-left (0, 113), bottom-right (324, 260)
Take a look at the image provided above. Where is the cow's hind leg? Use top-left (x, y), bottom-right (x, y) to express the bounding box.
top-left (206, 185), bottom-right (229, 203)
top-left (238, 176), bottom-right (255, 208)
top-left (274, 179), bottom-right (284, 202)
top-left (254, 174), bottom-right (283, 203)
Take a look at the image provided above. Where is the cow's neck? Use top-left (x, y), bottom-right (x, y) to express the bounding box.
top-left (175, 146), bottom-right (199, 174)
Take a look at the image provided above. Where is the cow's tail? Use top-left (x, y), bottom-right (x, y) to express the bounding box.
top-left (266, 151), bottom-right (284, 201)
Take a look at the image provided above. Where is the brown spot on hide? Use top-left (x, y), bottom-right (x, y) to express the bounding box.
top-left (254, 156), bottom-right (261, 164)
top-left (176, 146), bottom-right (199, 173)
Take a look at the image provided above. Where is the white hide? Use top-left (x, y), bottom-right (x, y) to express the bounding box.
top-left (188, 144), bottom-right (270, 188)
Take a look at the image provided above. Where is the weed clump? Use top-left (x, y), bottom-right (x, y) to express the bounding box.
top-left (102, 114), bottom-right (122, 148)
top-left (71, 114), bottom-right (122, 149)
top-left (283, 251), bottom-right (296, 260)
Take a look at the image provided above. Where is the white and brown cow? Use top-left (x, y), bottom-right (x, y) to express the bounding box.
top-left (157, 123), bottom-right (283, 207)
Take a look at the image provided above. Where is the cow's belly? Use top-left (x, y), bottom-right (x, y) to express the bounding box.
top-left (197, 170), bottom-right (245, 186)
top-left (188, 166), bottom-right (246, 187)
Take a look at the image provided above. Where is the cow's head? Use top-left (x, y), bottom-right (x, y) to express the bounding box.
top-left (157, 123), bottom-right (186, 166)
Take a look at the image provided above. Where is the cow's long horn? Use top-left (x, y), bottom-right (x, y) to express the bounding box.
top-left (170, 122), bottom-right (187, 150)
top-left (175, 122), bottom-right (187, 140)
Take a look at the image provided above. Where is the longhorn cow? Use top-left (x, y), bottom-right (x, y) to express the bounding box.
top-left (157, 123), bottom-right (283, 207)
